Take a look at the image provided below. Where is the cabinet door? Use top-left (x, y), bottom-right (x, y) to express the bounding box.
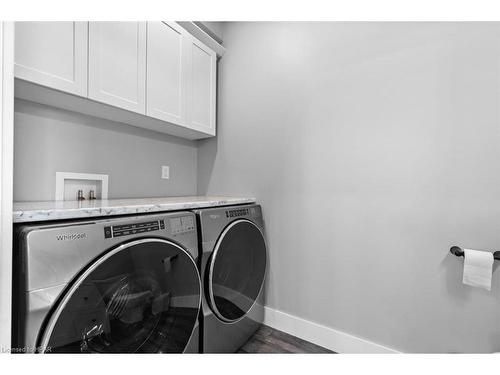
top-left (14, 22), bottom-right (88, 96)
top-left (88, 22), bottom-right (147, 114)
top-left (186, 37), bottom-right (217, 135)
top-left (146, 22), bottom-right (188, 125)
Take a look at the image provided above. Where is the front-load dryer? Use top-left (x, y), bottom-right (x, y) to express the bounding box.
top-left (194, 204), bottom-right (267, 353)
top-left (12, 212), bottom-right (201, 353)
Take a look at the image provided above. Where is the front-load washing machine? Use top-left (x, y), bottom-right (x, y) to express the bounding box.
top-left (194, 204), bottom-right (267, 353)
top-left (12, 211), bottom-right (201, 353)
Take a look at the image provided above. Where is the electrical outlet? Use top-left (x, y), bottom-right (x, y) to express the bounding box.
top-left (161, 166), bottom-right (170, 179)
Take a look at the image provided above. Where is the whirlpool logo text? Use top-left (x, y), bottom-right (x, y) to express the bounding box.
top-left (56, 233), bottom-right (88, 241)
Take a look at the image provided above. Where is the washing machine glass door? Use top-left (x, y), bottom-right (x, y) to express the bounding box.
top-left (38, 238), bottom-right (200, 353)
top-left (208, 219), bottom-right (267, 323)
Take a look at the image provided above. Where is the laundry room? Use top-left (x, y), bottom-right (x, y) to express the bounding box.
top-left (2, 1), bottom-right (500, 374)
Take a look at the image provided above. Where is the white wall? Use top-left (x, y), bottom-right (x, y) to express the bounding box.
top-left (198, 22), bottom-right (500, 353)
top-left (14, 99), bottom-right (197, 201)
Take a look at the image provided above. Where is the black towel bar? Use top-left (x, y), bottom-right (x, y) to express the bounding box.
top-left (450, 246), bottom-right (500, 261)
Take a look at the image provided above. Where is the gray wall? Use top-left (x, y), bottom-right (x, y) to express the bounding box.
top-left (198, 22), bottom-right (500, 353)
top-left (14, 99), bottom-right (197, 201)
top-left (199, 21), bottom-right (225, 42)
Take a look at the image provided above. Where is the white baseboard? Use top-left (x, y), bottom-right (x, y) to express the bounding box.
top-left (263, 306), bottom-right (401, 354)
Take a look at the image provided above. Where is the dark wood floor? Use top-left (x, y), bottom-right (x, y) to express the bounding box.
top-left (237, 325), bottom-right (334, 354)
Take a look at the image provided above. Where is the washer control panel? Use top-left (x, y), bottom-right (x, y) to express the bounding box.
top-left (170, 215), bottom-right (195, 234)
top-left (104, 220), bottom-right (165, 239)
top-left (103, 214), bottom-right (196, 239)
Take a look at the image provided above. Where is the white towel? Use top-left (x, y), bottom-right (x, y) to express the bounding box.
top-left (462, 249), bottom-right (494, 291)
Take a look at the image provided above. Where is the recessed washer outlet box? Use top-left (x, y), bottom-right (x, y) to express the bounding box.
top-left (55, 172), bottom-right (109, 201)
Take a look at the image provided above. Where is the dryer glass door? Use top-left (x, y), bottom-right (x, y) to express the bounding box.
top-left (208, 219), bottom-right (267, 322)
top-left (38, 239), bottom-right (200, 353)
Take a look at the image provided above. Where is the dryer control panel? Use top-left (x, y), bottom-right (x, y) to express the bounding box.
top-left (225, 208), bottom-right (249, 218)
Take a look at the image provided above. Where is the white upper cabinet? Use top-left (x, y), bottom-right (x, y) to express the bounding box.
top-left (146, 22), bottom-right (187, 125)
top-left (146, 22), bottom-right (216, 135)
top-left (14, 21), bottom-right (218, 139)
top-left (186, 37), bottom-right (217, 135)
top-left (88, 22), bottom-right (147, 114)
top-left (14, 22), bottom-right (88, 96)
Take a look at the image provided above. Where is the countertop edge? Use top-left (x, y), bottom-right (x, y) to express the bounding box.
top-left (13, 197), bottom-right (257, 223)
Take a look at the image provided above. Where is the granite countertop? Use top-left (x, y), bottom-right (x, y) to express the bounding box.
top-left (13, 196), bottom-right (256, 223)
